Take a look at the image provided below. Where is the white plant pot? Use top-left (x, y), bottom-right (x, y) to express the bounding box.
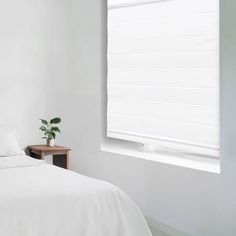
top-left (47, 139), bottom-right (55, 147)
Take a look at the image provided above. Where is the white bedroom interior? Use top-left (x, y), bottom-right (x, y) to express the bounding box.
top-left (0, 0), bottom-right (235, 235)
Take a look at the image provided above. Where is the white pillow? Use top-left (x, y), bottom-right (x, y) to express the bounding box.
top-left (0, 129), bottom-right (24, 156)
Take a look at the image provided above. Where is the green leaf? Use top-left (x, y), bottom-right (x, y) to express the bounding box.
top-left (44, 130), bottom-right (49, 135)
top-left (39, 126), bottom-right (46, 131)
top-left (50, 117), bottom-right (61, 124)
top-left (42, 137), bottom-right (47, 139)
top-left (40, 119), bottom-right (48, 125)
top-left (51, 127), bottom-right (60, 132)
top-left (51, 132), bottom-right (56, 139)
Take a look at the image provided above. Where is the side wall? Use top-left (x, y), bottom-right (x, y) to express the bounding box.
top-left (0, 0), bottom-right (70, 146)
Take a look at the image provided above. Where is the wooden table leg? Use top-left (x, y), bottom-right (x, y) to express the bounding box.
top-left (41, 152), bottom-right (45, 160)
top-left (66, 151), bottom-right (69, 170)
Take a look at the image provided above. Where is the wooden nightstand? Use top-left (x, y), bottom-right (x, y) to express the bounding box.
top-left (28, 145), bottom-right (71, 169)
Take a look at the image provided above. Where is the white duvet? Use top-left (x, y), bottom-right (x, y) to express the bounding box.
top-left (0, 156), bottom-right (152, 236)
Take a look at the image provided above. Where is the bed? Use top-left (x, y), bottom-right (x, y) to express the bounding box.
top-left (0, 155), bottom-right (152, 236)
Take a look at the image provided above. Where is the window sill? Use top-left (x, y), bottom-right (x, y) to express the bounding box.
top-left (101, 139), bottom-right (220, 174)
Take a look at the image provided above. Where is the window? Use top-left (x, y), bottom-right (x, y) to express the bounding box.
top-left (107, 0), bottom-right (219, 157)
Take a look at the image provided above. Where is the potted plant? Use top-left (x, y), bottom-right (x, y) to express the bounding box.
top-left (39, 117), bottom-right (61, 147)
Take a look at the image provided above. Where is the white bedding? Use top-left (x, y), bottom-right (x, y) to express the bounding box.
top-left (0, 156), bottom-right (152, 236)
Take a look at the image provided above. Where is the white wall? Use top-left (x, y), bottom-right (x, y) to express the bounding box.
top-left (59, 0), bottom-right (236, 235)
top-left (0, 0), bottom-right (70, 147)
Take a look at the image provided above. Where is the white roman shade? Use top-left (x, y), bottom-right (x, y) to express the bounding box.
top-left (107, 0), bottom-right (219, 157)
